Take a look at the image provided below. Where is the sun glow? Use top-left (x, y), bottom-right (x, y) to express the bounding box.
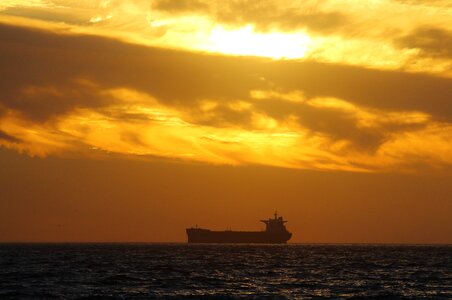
top-left (205, 25), bottom-right (312, 59)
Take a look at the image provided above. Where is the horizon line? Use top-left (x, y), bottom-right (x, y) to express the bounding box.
top-left (0, 242), bottom-right (450, 246)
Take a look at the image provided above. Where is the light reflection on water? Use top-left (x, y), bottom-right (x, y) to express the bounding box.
top-left (0, 244), bottom-right (450, 299)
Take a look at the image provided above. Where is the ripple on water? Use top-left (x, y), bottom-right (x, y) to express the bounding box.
top-left (0, 244), bottom-right (450, 299)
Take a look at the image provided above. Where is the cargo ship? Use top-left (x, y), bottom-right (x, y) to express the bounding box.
top-left (186, 213), bottom-right (292, 244)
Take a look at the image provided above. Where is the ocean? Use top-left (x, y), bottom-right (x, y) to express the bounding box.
top-left (0, 244), bottom-right (450, 299)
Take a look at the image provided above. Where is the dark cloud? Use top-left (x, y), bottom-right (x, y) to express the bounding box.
top-left (4, 83), bottom-right (117, 122)
top-left (187, 97), bottom-right (426, 152)
top-left (261, 100), bottom-right (381, 150)
top-left (260, 61), bottom-right (452, 123)
top-left (1, 22), bottom-right (452, 151)
top-left (151, 0), bottom-right (346, 34)
top-left (0, 130), bottom-right (22, 144)
top-left (189, 104), bottom-right (252, 128)
top-left (254, 99), bottom-right (425, 152)
top-left (398, 27), bottom-right (452, 59)
top-left (0, 23), bottom-right (266, 120)
top-left (120, 131), bottom-right (148, 148)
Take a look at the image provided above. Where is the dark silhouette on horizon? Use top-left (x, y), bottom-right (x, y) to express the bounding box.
top-left (186, 212), bottom-right (292, 244)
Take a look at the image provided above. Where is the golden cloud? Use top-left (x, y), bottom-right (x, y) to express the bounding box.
top-left (0, 0), bottom-right (452, 173)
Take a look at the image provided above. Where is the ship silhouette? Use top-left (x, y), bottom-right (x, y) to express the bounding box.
top-left (186, 212), bottom-right (292, 244)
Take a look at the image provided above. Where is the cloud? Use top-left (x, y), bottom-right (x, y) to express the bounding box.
top-left (0, 130), bottom-right (22, 143)
top-left (397, 27), bottom-right (452, 59)
top-left (0, 22), bottom-right (451, 171)
top-left (153, 0), bottom-right (208, 12)
top-left (0, 22), bottom-right (265, 114)
top-left (3, 0), bottom-right (452, 76)
top-left (3, 82), bottom-right (117, 122)
top-left (151, 0), bottom-right (347, 34)
top-left (2, 22), bottom-right (452, 121)
top-left (261, 61), bottom-right (452, 123)
top-left (0, 6), bottom-right (91, 24)
top-left (253, 98), bottom-right (422, 152)
top-left (392, 0), bottom-right (452, 7)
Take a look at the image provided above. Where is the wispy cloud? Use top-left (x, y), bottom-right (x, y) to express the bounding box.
top-left (3, 0), bottom-right (452, 73)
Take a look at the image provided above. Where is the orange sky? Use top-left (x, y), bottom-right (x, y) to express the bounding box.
top-left (0, 0), bottom-right (451, 243)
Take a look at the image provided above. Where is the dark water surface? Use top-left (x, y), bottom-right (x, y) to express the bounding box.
top-left (0, 244), bottom-right (450, 299)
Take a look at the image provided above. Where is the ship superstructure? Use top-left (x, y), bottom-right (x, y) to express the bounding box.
top-left (186, 212), bottom-right (292, 244)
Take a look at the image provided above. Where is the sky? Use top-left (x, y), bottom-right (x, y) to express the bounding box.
top-left (0, 0), bottom-right (451, 243)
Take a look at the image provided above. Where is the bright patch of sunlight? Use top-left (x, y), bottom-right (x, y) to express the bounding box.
top-left (205, 25), bottom-right (312, 59)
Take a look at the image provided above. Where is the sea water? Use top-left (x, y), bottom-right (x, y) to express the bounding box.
top-left (0, 244), bottom-right (450, 299)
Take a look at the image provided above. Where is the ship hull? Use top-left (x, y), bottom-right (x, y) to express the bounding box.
top-left (186, 228), bottom-right (292, 244)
